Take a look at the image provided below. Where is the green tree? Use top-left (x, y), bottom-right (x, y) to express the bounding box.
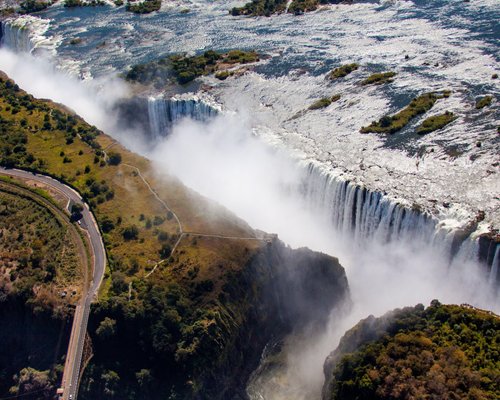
top-left (96, 317), bottom-right (117, 339)
top-left (101, 370), bottom-right (120, 397)
top-left (122, 225), bottom-right (139, 240)
top-left (107, 152), bottom-right (122, 165)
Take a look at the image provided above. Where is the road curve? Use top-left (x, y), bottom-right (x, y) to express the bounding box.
top-left (0, 167), bottom-right (106, 400)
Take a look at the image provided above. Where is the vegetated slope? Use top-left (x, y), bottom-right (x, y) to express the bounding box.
top-left (0, 179), bottom-right (82, 397)
top-left (0, 179), bottom-right (84, 314)
top-left (322, 301), bottom-right (500, 400)
top-left (0, 72), bottom-right (350, 399)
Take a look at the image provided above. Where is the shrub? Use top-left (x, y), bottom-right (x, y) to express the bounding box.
top-left (100, 217), bottom-right (115, 233)
top-left (107, 152), bottom-right (122, 166)
top-left (122, 225), bottom-right (139, 240)
top-left (308, 94), bottom-right (341, 110)
top-left (159, 244), bottom-right (172, 259)
top-left (309, 97), bottom-right (332, 110)
top-left (215, 71), bottom-right (231, 80)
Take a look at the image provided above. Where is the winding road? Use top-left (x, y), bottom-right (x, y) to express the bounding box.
top-left (1, 160), bottom-right (267, 399)
top-left (0, 167), bottom-right (106, 400)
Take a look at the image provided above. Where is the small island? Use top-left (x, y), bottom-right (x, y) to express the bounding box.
top-left (18, 0), bottom-right (53, 14)
top-left (126, 50), bottom-right (260, 86)
top-left (126, 0), bottom-right (161, 14)
top-left (360, 91), bottom-right (451, 134)
top-left (416, 111), bottom-right (457, 134)
top-left (327, 63), bottom-right (359, 80)
top-left (308, 94), bottom-right (341, 110)
top-left (361, 71), bottom-right (396, 85)
top-left (475, 95), bottom-right (493, 109)
top-left (230, 0), bottom-right (352, 17)
top-left (64, 0), bottom-right (106, 7)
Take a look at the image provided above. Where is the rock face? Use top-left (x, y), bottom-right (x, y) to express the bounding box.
top-left (81, 238), bottom-right (349, 400)
top-left (114, 94), bottom-right (219, 142)
top-left (198, 239), bottom-right (349, 400)
top-left (0, 297), bottom-right (71, 396)
top-left (322, 302), bottom-right (499, 400)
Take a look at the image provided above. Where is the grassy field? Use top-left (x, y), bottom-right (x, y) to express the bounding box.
top-left (0, 179), bottom-right (85, 315)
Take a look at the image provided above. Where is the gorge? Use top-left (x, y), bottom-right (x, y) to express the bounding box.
top-left (0, 1), bottom-right (499, 399)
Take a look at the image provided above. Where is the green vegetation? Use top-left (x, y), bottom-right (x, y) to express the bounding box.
top-left (0, 8), bottom-right (16, 17)
top-left (0, 72), bottom-right (281, 398)
top-left (475, 95), bottom-right (493, 109)
top-left (288, 0), bottom-right (320, 14)
top-left (215, 70), bottom-right (232, 80)
top-left (64, 0), bottom-right (105, 7)
top-left (416, 111), bottom-right (456, 134)
top-left (327, 63), bottom-right (359, 80)
top-left (126, 50), bottom-right (259, 86)
top-left (361, 71), bottom-right (396, 85)
top-left (126, 0), bottom-right (161, 14)
top-left (19, 0), bottom-right (52, 14)
top-left (308, 94), bottom-right (341, 110)
top-left (360, 91), bottom-right (451, 134)
top-left (8, 367), bottom-right (56, 398)
top-left (107, 151), bottom-right (122, 165)
top-left (170, 50), bottom-right (259, 84)
top-left (230, 0), bottom-right (287, 17)
top-left (230, 0), bottom-right (343, 16)
top-left (325, 302), bottom-right (500, 400)
top-left (0, 72), bottom-right (181, 278)
top-left (0, 73), bottom-right (350, 400)
top-left (169, 52), bottom-right (220, 84)
top-left (0, 180), bottom-right (83, 315)
top-left (69, 38), bottom-right (83, 45)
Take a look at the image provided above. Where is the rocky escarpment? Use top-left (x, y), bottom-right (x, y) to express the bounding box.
top-left (0, 296), bottom-right (71, 396)
top-left (114, 94), bottom-right (219, 141)
top-left (322, 302), bottom-right (499, 400)
top-left (198, 238), bottom-right (349, 400)
top-left (81, 238), bottom-right (349, 400)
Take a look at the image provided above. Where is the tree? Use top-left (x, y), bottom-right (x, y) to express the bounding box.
top-left (135, 369), bottom-right (152, 387)
top-left (122, 225), bottom-right (139, 240)
top-left (160, 244), bottom-right (172, 259)
top-left (9, 367), bottom-right (53, 398)
top-left (100, 216), bottom-right (115, 233)
top-left (96, 317), bottom-right (117, 339)
top-left (101, 370), bottom-right (120, 397)
top-left (107, 152), bottom-right (122, 166)
top-left (70, 203), bottom-right (84, 222)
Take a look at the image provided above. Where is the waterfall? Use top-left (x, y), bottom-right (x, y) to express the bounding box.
top-left (147, 95), bottom-right (219, 140)
top-left (301, 162), bottom-right (436, 245)
top-left (489, 245), bottom-right (499, 285)
top-left (298, 161), bottom-right (493, 267)
top-left (0, 16), bottom-right (53, 54)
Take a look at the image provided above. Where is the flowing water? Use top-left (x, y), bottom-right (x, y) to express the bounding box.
top-left (1, 1), bottom-right (499, 398)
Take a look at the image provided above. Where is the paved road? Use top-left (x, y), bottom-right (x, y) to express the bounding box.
top-left (0, 167), bottom-right (106, 400)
